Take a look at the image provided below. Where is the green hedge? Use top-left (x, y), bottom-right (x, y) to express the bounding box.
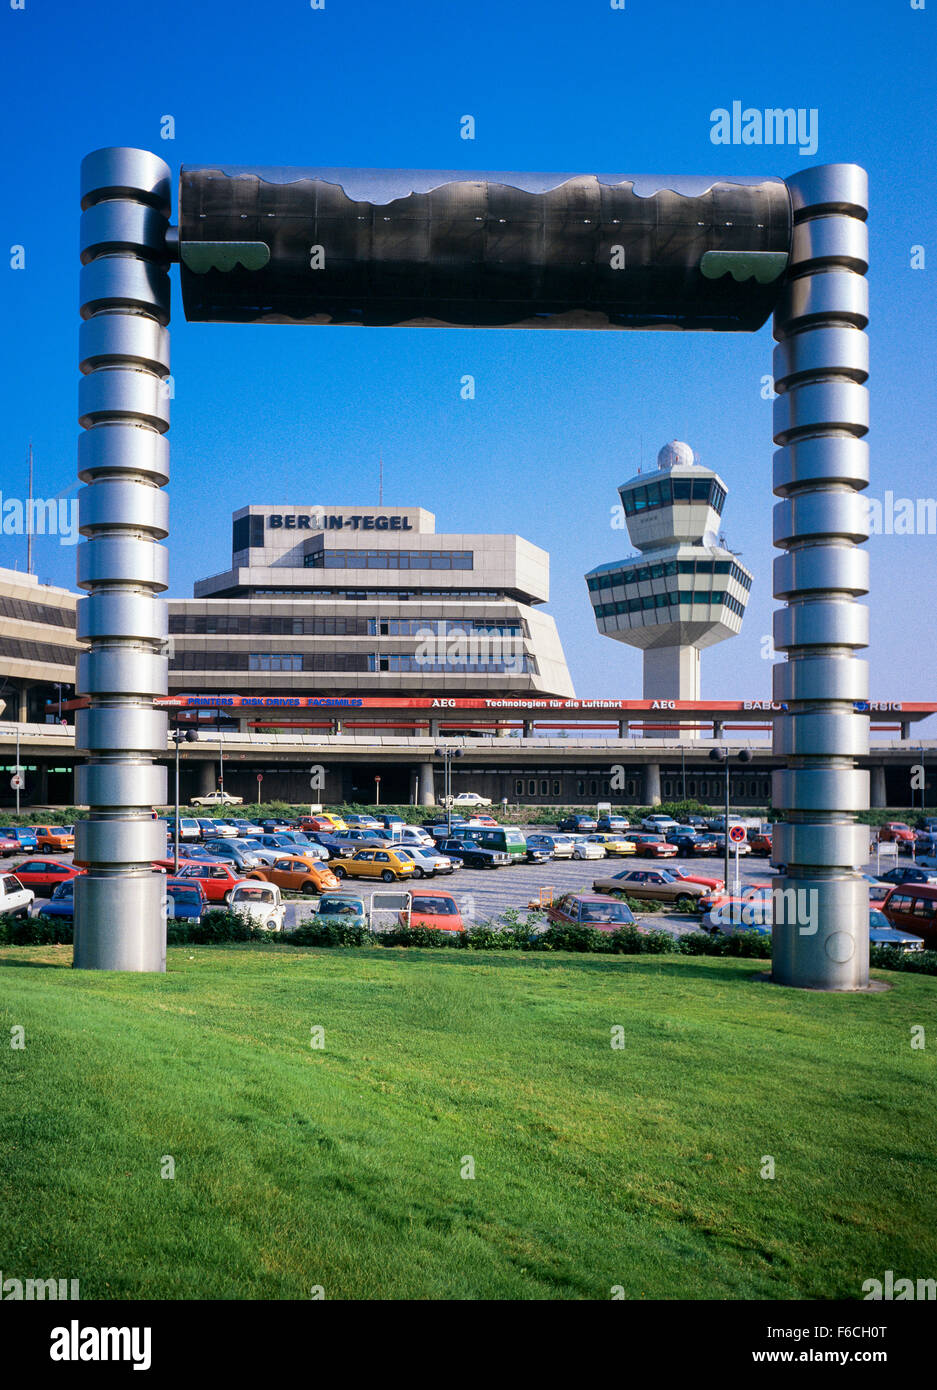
top-left (7, 912), bottom-right (937, 975)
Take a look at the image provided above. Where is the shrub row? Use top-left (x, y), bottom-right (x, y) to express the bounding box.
top-left (7, 911), bottom-right (937, 974)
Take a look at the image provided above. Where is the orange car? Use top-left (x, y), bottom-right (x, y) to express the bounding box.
top-left (31, 824), bottom-right (75, 852)
top-left (249, 854), bottom-right (339, 896)
top-left (400, 889), bottom-right (465, 933)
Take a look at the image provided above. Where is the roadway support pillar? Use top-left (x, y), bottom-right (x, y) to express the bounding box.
top-left (771, 164), bottom-right (871, 990)
top-left (645, 762), bottom-right (661, 807)
top-left (870, 764), bottom-right (887, 809)
top-left (418, 762), bottom-right (435, 806)
top-left (72, 148), bottom-right (172, 972)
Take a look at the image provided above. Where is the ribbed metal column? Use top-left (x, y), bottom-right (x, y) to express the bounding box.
top-left (771, 164), bottom-right (871, 990)
top-left (73, 148), bottom-right (172, 971)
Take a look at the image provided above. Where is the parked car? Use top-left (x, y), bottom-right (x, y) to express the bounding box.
top-left (878, 822), bottom-right (917, 849)
top-left (624, 834), bottom-right (678, 858)
top-left (567, 837), bottom-right (606, 861)
top-left (585, 833), bottom-right (635, 857)
top-left (6, 827), bottom-right (38, 853)
top-left (330, 848), bottom-right (416, 882)
top-left (641, 815), bottom-right (680, 834)
top-left (543, 891), bottom-right (640, 933)
top-left (709, 833), bottom-right (752, 856)
top-left (378, 814), bottom-right (406, 829)
top-left (0, 828), bottom-right (23, 856)
top-left (190, 790), bottom-right (244, 806)
top-left (201, 839), bottom-right (263, 870)
top-left (875, 866), bottom-right (937, 887)
top-left (344, 813), bottom-right (383, 830)
top-left (525, 833), bottom-right (574, 859)
top-left (392, 847), bottom-right (455, 878)
top-left (400, 889), bottom-right (465, 932)
top-left (259, 818), bottom-right (293, 834)
top-left (30, 825), bottom-right (75, 852)
top-left (868, 907), bottom-right (924, 952)
top-left (557, 815), bottom-right (597, 833)
top-left (229, 819), bottom-right (264, 838)
top-left (313, 892), bottom-right (369, 926)
top-left (35, 876), bottom-right (75, 920)
top-left (252, 833), bottom-right (327, 862)
top-left (468, 813), bottom-right (498, 827)
top-left (666, 831), bottom-right (718, 857)
top-left (206, 819), bottom-right (238, 838)
top-left (702, 890), bottom-right (773, 936)
top-left (173, 817), bottom-right (201, 842)
top-left (386, 825), bottom-right (435, 848)
top-left (684, 815), bottom-right (708, 829)
top-left (436, 837), bottom-right (509, 869)
top-left (0, 872), bottom-right (34, 918)
top-left (9, 859), bottom-right (82, 898)
top-left (451, 792), bottom-right (492, 807)
top-left (249, 855), bottom-right (339, 896)
top-left (879, 882), bottom-right (937, 948)
top-left (665, 865), bottom-right (725, 892)
top-left (164, 876), bottom-right (207, 921)
top-left (153, 848), bottom-right (222, 873)
top-left (194, 817), bottom-right (224, 840)
top-left (225, 881), bottom-right (285, 932)
top-left (593, 868), bottom-right (707, 908)
top-left (176, 861), bottom-right (249, 904)
top-left (424, 820), bottom-right (470, 840)
top-left (596, 815), bottom-right (631, 832)
top-left (298, 813), bottom-right (347, 832)
top-left (748, 832), bottom-right (773, 857)
top-left (324, 828), bottom-right (391, 851)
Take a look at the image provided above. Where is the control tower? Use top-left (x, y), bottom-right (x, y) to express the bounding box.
top-left (585, 441), bottom-right (752, 706)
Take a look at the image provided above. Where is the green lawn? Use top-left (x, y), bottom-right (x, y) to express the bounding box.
top-left (1, 944), bottom-right (935, 1300)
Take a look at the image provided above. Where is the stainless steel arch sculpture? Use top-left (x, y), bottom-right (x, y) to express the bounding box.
top-left (74, 153), bottom-right (870, 989)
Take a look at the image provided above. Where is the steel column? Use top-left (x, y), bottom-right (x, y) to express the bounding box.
top-left (73, 148), bottom-right (172, 971)
top-left (771, 164), bottom-right (871, 989)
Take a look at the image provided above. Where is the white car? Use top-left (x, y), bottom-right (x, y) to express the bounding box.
top-left (0, 872), bottom-right (34, 919)
top-left (568, 836), bottom-right (606, 860)
top-left (388, 826), bottom-right (435, 848)
top-left (641, 815), bottom-right (679, 833)
top-left (228, 882), bottom-right (285, 932)
top-left (450, 792), bottom-right (493, 807)
top-left (174, 817), bottom-right (201, 841)
top-left (190, 791), bottom-right (244, 807)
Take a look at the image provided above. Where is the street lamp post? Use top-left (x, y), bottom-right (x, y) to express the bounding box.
top-left (170, 728), bottom-right (198, 874)
top-left (218, 730), bottom-right (224, 801)
top-left (435, 745), bottom-right (464, 834)
top-left (709, 746), bottom-right (753, 893)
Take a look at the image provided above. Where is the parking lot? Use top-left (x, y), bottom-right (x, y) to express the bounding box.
top-left (6, 828), bottom-right (797, 936)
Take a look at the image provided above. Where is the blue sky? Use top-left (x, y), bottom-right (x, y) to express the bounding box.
top-left (2, 0), bottom-right (935, 712)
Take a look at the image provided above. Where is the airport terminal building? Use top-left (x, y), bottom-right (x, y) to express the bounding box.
top-left (172, 505), bottom-right (574, 701)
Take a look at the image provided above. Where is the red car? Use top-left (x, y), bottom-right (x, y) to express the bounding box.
top-left (625, 834), bottom-right (678, 858)
top-left (175, 861), bottom-right (249, 904)
top-left (749, 833), bottom-right (773, 857)
top-left (879, 822), bottom-right (916, 846)
top-left (0, 830), bottom-right (20, 857)
top-left (668, 865), bottom-right (725, 892)
top-left (10, 859), bottom-right (83, 898)
top-left (698, 881), bottom-right (772, 912)
top-left (400, 889), bottom-right (465, 933)
top-left (297, 815), bottom-right (340, 832)
top-left (544, 891), bottom-right (644, 933)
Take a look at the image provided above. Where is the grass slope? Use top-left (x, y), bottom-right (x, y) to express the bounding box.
top-left (1, 945), bottom-right (935, 1300)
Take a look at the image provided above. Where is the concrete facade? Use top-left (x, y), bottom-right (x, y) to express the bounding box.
top-left (170, 505), bottom-right (574, 700)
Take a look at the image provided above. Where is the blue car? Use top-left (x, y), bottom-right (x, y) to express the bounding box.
top-left (165, 877), bottom-right (206, 920)
top-left (869, 908), bottom-right (924, 952)
top-left (38, 878), bottom-right (76, 919)
top-left (8, 827), bottom-right (38, 853)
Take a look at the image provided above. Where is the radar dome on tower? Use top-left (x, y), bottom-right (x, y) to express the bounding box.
top-left (657, 440), bottom-right (697, 469)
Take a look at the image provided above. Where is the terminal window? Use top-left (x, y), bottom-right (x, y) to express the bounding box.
top-left (305, 549), bottom-right (473, 570)
top-left (621, 477), bottom-right (726, 516)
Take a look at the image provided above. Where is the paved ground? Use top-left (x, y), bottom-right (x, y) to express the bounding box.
top-left (14, 834), bottom-right (894, 937)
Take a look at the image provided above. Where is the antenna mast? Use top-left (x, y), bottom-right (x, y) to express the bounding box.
top-left (26, 442), bottom-right (34, 574)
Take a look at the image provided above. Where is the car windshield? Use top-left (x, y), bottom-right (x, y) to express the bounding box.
top-left (168, 887), bottom-right (201, 903)
top-left (49, 826), bottom-right (67, 835)
top-left (580, 903), bottom-right (633, 924)
top-left (52, 881), bottom-right (75, 898)
top-left (869, 911), bottom-right (889, 929)
top-left (412, 897), bottom-right (457, 914)
top-left (233, 886), bottom-right (275, 903)
top-left (319, 897), bottom-right (362, 915)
